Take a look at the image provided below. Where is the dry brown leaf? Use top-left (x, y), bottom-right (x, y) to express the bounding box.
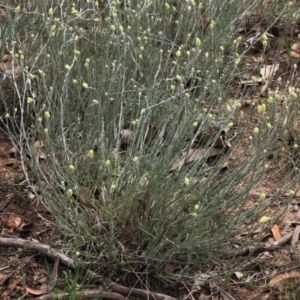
top-left (260, 79), bottom-right (269, 96)
top-left (1, 216), bottom-right (22, 229)
top-left (38, 276), bottom-right (48, 284)
top-left (0, 158), bottom-right (16, 166)
top-left (292, 42), bottom-right (300, 53)
top-left (25, 286), bottom-right (45, 295)
top-left (234, 271), bottom-right (244, 280)
top-left (1, 53), bottom-right (21, 84)
top-left (271, 224), bottom-right (281, 241)
top-left (269, 271), bottom-right (300, 287)
top-left (170, 148), bottom-right (222, 171)
top-left (0, 273), bottom-right (9, 285)
top-left (8, 146), bottom-right (17, 155)
top-left (164, 263), bottom-right (175, 274)
top-left (80, 197), bottom-right (97, 209)
top-left (2, 279), bottom-right (19, 299)
top-left (198, 16), bottom-right (206, 28)
top-left (33, 140), bottom-right (45, 159)
top-left (120, 129), bottom-right (133, 144)
top-left (260, 64), bottom-right (279, 79)
top-left (0, 6), bottom-right (5, 21)
top-left (291, 51), bottom-right (300, 58)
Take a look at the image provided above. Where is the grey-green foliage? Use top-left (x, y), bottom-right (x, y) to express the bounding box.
top-left (0, 0), bottom-right (298, 285)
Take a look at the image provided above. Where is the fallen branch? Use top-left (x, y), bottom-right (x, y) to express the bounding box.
top-left (291, 225), bottom-right (300, 252)
top-left (225, 231), bottom-right (293, 258)
top-left (85, 270), bottom-right (177, 300)
top-left (0, 237), bottom-right (178, 300)
top-left (0, 237), bottom-right (74, 267)
top-left (36, 290), bottom-right (127, 300)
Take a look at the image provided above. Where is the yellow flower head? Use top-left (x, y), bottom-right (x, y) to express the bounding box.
top-left (176, 75), bottom-right (181, 81)
top-left (259, 216), bottom-right (270, 223)
top-left (262, 34), bottom-right (268, 41)
top-left (44, 111), bottom-right (51, 119)
top-left (259, 193), bottom-right (266, 201)
top-left (69, 165), bottom-right (75, 171)
top-left (253, 127), bottom-right (259, 134)
top-left (66, 189), bottom-right (73, 197)
top-left (291, 92), bottom-right (297, 100)
top-left (289, 190), bottom-right (295, 196)
top-left (87, 150), bottom-right (94, 159)
top-left (71, 8), bottom-right (78, 14)
top-left (195, 38), bottom-right (201, 47)
top-left (14, 6), bottom-right (21, 14)
top-left (257, 104), bottom-right (266, 113)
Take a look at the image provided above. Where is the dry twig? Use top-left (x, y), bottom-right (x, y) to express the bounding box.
top-left (0, 237), bottom-right (178, 300)
top-left (225, 231), bottom-right (293, 258)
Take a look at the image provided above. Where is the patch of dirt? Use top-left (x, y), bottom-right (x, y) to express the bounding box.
top-left (0, 135), bottom-right (63, 299)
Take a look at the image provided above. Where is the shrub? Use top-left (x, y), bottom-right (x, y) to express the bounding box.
top-left (0, 0), bottom-right (299, 290)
